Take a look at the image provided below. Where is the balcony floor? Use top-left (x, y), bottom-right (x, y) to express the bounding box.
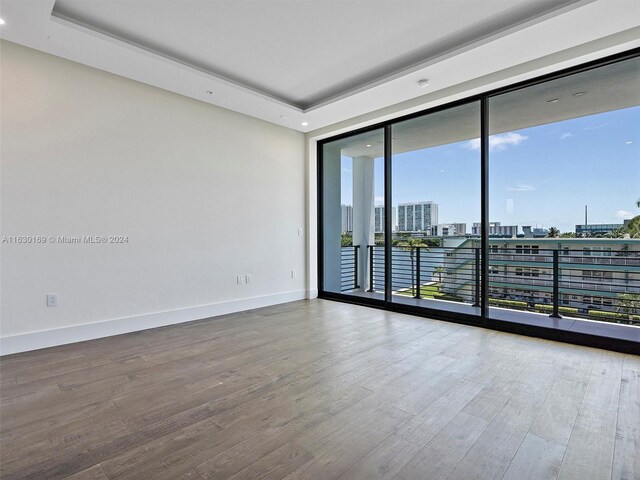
top-left (342, 289), bottom-right (640, 346)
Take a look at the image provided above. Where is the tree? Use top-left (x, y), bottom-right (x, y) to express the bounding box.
top-left (393, 237), bottom-right (429, 297)
top-left (617, 293), bottom-right (640, 319)
top-left (560, 232), bottom-right (576, 238)
top-left (547, 227), bottom-right (559, 238)
top-left (625, 215), bottom-right (640, 238)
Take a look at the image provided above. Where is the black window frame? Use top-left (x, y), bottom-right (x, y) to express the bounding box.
top-left (316, 47), bottom-right (640, 355)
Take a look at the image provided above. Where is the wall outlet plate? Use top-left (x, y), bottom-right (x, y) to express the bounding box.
top-left (47, 294), bottom-right (58, 307)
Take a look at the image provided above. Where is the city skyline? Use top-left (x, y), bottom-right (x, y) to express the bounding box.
top-left (341, 106), bottom-right (639, 233)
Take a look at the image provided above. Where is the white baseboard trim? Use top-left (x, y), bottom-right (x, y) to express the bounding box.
top-left (306, 288), bottom-right (318, 299)
top-left (0, 290), bottom-right (307, 356)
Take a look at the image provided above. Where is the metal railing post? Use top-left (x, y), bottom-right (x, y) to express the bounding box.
top-left (550, 249), bottom-right (562, 318)
top-left (414, 247), bottom-right (422, 299)
top-left (473, 248), bottom-right (481, 307)
top-left (367, 245), bottom-right (374, 292)
top-left (354, 245), bottom-right (360, 290)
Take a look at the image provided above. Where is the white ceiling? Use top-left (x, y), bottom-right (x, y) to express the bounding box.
top-left (333, 56), bottom-right (640, 158)
top-left (1, 0), bottom-right (639, 133)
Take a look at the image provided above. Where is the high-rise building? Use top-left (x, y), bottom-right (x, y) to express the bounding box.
top-left (472, 222), bottom-right (517, 237)
top-left (374, 206), bottom-right (396, 233)
top-left (397, 202), bottom-right (438, 232)
top-left (341, 205), bottom-right (353, 233)
top-left (433, 223), bottom-right (466, 236)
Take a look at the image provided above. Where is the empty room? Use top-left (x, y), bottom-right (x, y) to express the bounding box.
top-left (1, 1), bottom-right (639, 479)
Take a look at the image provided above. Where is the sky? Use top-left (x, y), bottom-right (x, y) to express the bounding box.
top-left (340, 106), bottom-right (639, 234)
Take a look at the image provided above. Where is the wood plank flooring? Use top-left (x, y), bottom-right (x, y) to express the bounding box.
top-left (1, 299), bottom-right (638, 480)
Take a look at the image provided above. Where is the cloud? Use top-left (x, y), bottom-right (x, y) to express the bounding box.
top-left (508, 184), bottom-right (536, 192)
top-left (615, 210), bottom-right (634, 219)
top-left (463, 132), bottom-right (528, 152)
top-left (560, 132), bottom-right (573, 140)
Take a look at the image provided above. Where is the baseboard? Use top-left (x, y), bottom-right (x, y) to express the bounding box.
top-left (0, 290), bottom-right (307, 356)
top-left (306, 288), bottom-right (318, 299)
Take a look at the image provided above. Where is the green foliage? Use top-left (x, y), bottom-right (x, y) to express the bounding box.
top-left (341, 234), bottom-right (353, 247)
top-left (617, 292), bottom-right (640, 315)
top-left (624, 215), bottom-right (640, 238)
top-left (559, 232), bottom-right (576, 238)
top-left (547, 227), bottom-right (560, 238)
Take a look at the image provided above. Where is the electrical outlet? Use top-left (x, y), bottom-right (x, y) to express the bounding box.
top-left (245, 274), bottom-right (252, 284)
top-left (297, 228), bottom-right (303, 237)
top-left (290, 270), bottom-right (296, 278)
top-left (47, 294), bottom-right (58, 307)
top-left (236, 275), bottom-right (244, 285)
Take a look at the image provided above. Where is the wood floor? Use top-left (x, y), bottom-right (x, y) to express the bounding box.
top-left (1, 300), bottom-right (638, 480)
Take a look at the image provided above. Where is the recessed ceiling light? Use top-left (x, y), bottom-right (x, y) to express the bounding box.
top-left (573, 92), bottom-right (586, 97)
top-left (0, 18), bottom-right (5, 25)
top-left (301, 122), bottom-right (308, 126)
top-left (417, 79), bottom-right (430, 88)
top-left (547, 98), bottom-right (559, 103)
top-left (626, 141), bottom-right (633, 144)
top-left (365, 144), bottom-right (372, 147)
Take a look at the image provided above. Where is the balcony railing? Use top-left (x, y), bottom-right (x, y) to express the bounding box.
top-left (340, 245), bottom-right (640, 326)
top-left (340, 245), bottom-right (360, 292)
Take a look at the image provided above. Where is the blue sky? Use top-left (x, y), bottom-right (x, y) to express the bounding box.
top-left (341, 106), bottom-right (639, 233)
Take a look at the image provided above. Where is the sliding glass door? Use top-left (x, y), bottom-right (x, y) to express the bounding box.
top-left (390, 102), bottom-right (481, 316)
top-left (321, 129), bottom-right (385, 300)
top-left (319, 50), bottom-right (639, 331)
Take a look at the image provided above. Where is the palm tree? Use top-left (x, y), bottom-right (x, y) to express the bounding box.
top-left (547, 226), bottom-right (559, 238)
top-left (393, 237), bottom-right (429, 297)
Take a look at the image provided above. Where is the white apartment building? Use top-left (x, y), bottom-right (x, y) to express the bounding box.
top-left (397, 202), bottom-right (438, 232)
top-left (374, 206), bottom-right (397, 233)
top-left (341, 204), bottom-right (353, 233)
top-left (472, 222), bottom-right (518, 237)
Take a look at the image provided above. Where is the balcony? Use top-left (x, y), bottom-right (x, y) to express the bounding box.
top-left (340, 245), bottom-right (640, 327)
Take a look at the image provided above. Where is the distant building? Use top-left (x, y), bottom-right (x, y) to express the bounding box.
top-left (341, 205), bottom-right (353, 233)
top-left (374, 206), bottom-right (396, 233)
top-left (433, 223), bottom-right (466, 236)
top-left (441, 237), bottom-right (640, 315)
top-left (523, 226), bottom-right (549, 238)
top-left (397, 202), bottom-right (438, 232)
top-left (472, 222), bottom-right (517, 237)
top-left (575, 223), bottom-right (624, 236)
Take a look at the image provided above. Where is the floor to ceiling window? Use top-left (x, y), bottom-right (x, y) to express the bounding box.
top-left (319, 49), bottom-right (639, 347)
top-left (390, 102), bottom-right (481, 316)
top-left (487, 56), bottom-right (640, 324)
top-left (320, 129), bottom-right (385, 300)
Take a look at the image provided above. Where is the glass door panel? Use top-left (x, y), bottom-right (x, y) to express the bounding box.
top-left (321, 129), bottom-right (385, 300)
top-left (390, 102), bottom-right (482, 316)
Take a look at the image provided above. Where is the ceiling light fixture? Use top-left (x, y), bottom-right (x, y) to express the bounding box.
top-left (0, 18), bottom-right (5, 25)
top-left (365, 144), bottom-right (372, 147)
top-left (626, 141), bottom-right (633, 144)
top-left (547, 98), bottom-right (559, 103)
top-left (417, 79), bottom-right (430, 88)
top-left (573, 92), bottom-right (586, 97)
top-left (301, 122), bottom-right (308, 126)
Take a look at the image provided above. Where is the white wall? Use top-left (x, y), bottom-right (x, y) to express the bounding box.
top-left (0, 40), bottom-right (306, 354)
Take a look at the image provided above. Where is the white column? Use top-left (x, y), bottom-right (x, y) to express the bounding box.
top-left (352, 156), bottom-right (375, 291)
